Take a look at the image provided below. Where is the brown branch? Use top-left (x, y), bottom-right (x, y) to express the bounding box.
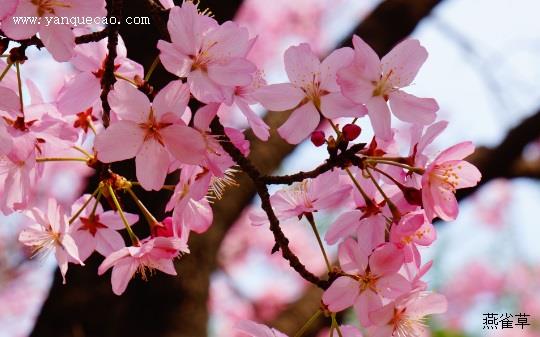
top-left (210, 119), bottom-right (331, 289)
top-left (75, 29), bottom-right (109, 44)
top-left (99, 0), bottom-right (122, 128)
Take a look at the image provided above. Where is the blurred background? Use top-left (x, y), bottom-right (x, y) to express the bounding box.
top-left (1, 0), bottom-right (540, 336)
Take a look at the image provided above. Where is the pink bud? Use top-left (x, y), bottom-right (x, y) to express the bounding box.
top-left (311, 131), bottom-right (326, 147)
top-left (342, 124), bottom-right (361, 141)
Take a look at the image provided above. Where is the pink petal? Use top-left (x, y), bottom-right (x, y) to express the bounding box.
top-left (1, 1), bottom-right (39, 39)
top-left (354, 290), bottom-right (383, 327)
top-left (178, 199), bottom-right (213, 234)
top-left (431, 183), bottom-right (459, 221)
top-left (322, 276), bottom-right (358, 312)
top-left (435, 141), bottom-right (475, 163)
top-left (54, 247), bottom-right (69, 284)
top-left (135, 139), bottom-right (170, 191)
top-left (188, 69), bottom-right (231, 104)
top-left (389, 90), bottom-right (438, 125)
top-left (320, 92), bottom-right (367, 119)
top-left (157, 40), bottom-right (193, 78)
top-left (152, 80), bottom-right (190, 119)
top-left (416, 120), bottom-right (448, 155)
top-left (446, 160), bottom-right (482, 188)
top-left (205, 21), bottom-right (251, 58)
top-left (151, 258), bottom-right (177, 275)
top-left (108, 80), bottom-right (150, 122)
top-left (161, 125), bottom-right (206, 165)
top-left (194, 103), bottom-right (219, 131)
top-left (235, 98), bottom-right (270, 141)
top-left (252, 83), bottom-right (304, 111)
top-left (370, 243), bottom-right (404, 276)
top-left (338, 238), bottom-right (369, 273)
top-left (277, 102), bottom-right (320, 144)
top-left (40, 25), bottom-right (75, 62)
top-left (356, 215), bottom-right (386, 252)
top-left (110, 257), bottom-right (138, 295)
top-left (71, 230), bottom-right (95, 262)
top-left (98, 248), bottom-right (130, 275)
top-left (167, 3), bottom-right (215, 55)
top-left (284, 43), bottom-right (320, 87)
top-left (366, 96), bottom-right (392, 141)
top-left (381, 39), bottom-right (427, 88)
top-left (61, 233), bottom-right (83, 265)
top-left (0, 0), bottom-right (18, 20)
top-left (208, 58), bottom-right (256, 87)
top-left (99, 211), bottom-right (138, 230)
top-left (325, 210), bottom-right (362, 245)
top-left (369, 303), bottom-right (394, 325)
top-left (57, 72), bottom-right (101, 115)
top-left (94, 121), bottom-right (145, 163)
top-left (235, 320), bottom-right (286, 337)
top-left (408, 292), bottom-right (448, 317)
top-left (95, 229), bottom-right (126, 257)
top-left (0, 86), bottom-right (20, 115)
top-left (377, 273), bottom-right (411, 298)
top-left (320, 47), bottom-right (354, 92)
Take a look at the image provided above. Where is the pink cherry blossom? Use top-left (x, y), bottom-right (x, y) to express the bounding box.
top-left (2, 0), bottom-right (106, 61)
top-left (158, 2), bottom-right (256, 104)
top-left (94, 80), bottom-right (206, 191)
top-left (220, 71), bottom-right (270, 140)
top-left (57, 33), bottom-right (143, 115)
top-left (165, 165), bottom-right (213, 234)
top-left (98, 236), bottom-right (189, 295)
top-left (270, 170), bottom-right (352, 220)
top-left (421, 141), bottom-right (481, 221)
top-left (368, 291), bottom-right (447, 337)
top-left (322, 240), bottom-right (409, 326)
top-left (391, 210), bottom-right (436, 266)
top-left (325, 169), bottom-right (386, 247)
top-left (338, 36), bottom-right (439, 140)
top-left (18, 198), bottom-right (83, 283)
top-left (69, 194), bottom-right (139, 262)
top-left (254, 43), bottom-right (366, 144)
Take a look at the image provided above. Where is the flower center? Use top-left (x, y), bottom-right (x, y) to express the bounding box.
top-left (31, 0), bottom-right (71, 17)
top-left (431, 164), bottom-right (462, 192)
top-left (358, 271), bottom-right (380, 292)
top-left (139, 109), bottom-right (171, 146)
top-left (372, 70), bottom-right (394, 100)
top-left (79, 214), bottom-right (108, 236)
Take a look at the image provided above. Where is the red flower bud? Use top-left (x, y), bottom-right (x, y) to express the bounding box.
top-left (311, 130), bottom-right (326, 147)
top-left (342, 124), bottom-right (361, 141)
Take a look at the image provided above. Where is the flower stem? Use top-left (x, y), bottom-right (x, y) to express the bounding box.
top-left (36, 157), bottom-right (89, 163)
top-left (366, 159), bottom-right (425, 174)
top-left (114, 72), bottom-right (137, 86)
top-left (107, 184), bottom-right (139, 245)
top-left (126, 187), bottom-right (158, 230)
top-left (144, 56), bottom-right (160, 82)
top-left (365, 167), bottom-right (401, 222)
top-left (0, 61), bottom-right (12, 82)
top-left (89, 190), bottom-right (102, 218)
top-left (344, 167), bottom-right (371, 202)
top-left (305, 213), bottom-right (332, 273)
top-left (69, 187), bottom-right (100, 224)
top-left (15, 62), bottom-right (24, 115)
top-left (331, 314), bottom-right (344, 337)
top-left (72, 146), bottom-right (93, 158)
top-left (293, 310), bottom-right (323, 337)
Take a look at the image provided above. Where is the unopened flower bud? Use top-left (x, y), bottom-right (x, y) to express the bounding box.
top-left (311, 130), bottom-right (326, 147)
top-left (342, 124), bottom-right (361, 141)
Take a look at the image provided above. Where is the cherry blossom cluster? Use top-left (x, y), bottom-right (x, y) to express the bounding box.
top-left (0, 1), bottom-right (481, 336)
